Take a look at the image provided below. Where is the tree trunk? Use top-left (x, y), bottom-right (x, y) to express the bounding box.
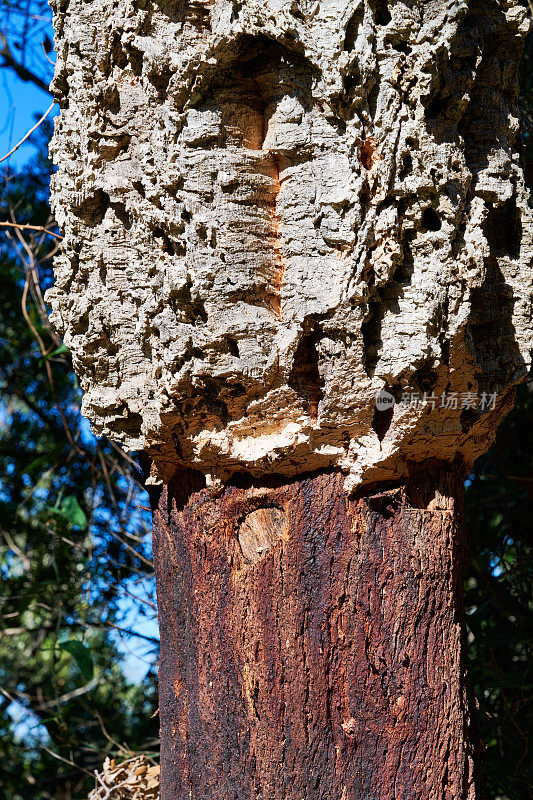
top-left (153, 464), bottom-right (478, 800)
top-left (48, 0), bottom-right (533, 795)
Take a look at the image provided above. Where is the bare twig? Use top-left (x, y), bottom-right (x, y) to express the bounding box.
top-left (2, 530), bottom-right (31, 570)
top-left (93, 710), bottom-right (131, 757)
top-left (0, 220), bottom-right (62, 240)
top-left (0, 8), bottom-right (51, 22)
top-left (0, 100), bottom-right (55, 163)
top-left (41, 39), bottom-right (56, 67)
top-left (119, 585), bottom-right (157, 612)
top-left (88, 756), bottom-right (159, 800)
top-left (97, 449), bottom-right (154, 568)
top-left (0, 32), bottom-right (51, 94)
top-left (108, 439), bottom-right (139, 468)
top-left (37, 240), bottom-right (61, 264)
top-left (93, 770), bottom-right (131, 800)
top-left (21, 274), bottom-right (76, 449)
top-left (104, 622), bottom-right (159, 645)
top-left (40, 744), bottom-right (95, 778)
top-left (9, 216), bottom-right (62, 336)
top-left (37, 677), bottom-right (100, 709)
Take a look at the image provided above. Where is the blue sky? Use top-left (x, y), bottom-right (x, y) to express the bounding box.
top-left (0, 68), bottom-right (58, 168)
top-left (0, 1), bottom-right (54, 163)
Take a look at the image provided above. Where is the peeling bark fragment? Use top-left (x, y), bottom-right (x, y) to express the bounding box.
top-left (48, 0), bottom-right (532, 489)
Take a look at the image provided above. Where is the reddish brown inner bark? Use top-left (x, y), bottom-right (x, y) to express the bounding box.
top-left (153, 466), bottom-right (479, 800)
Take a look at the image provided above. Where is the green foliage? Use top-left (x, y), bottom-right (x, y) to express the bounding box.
top-left (53, 496), bottom-right (88, 530)
top-left (58, 641), bottom-right (94, 681)
top-left (0, 129), bottom-right (159, 799)
top-left (463, 22), bottom-right (533, 799)
top-left (465, 383), bottom-right (533, 800)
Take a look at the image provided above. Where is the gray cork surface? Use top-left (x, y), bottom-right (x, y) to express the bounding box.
top-left (47, 0), bottom-right (533, 490)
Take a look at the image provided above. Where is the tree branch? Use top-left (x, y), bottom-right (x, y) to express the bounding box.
top-left (0, 32), bottom-right (50, 94)
top-left (0, 221), bottom-right (62, 240)
top-left (0, 100), bottom-right (56, 163)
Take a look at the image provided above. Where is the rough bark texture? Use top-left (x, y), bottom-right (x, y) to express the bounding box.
top-left (47, 0), bottom-right (533, 490)
top-left (47, 0), bottom-right (531, 795)
top-left (153, 465), bottom-right (478, 800)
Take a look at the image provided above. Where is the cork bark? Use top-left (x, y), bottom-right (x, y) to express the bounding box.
top-left (47, 0), bottom-right (532, 795)
top-left (47, 0), bottom-right (533, 491)
top-left (153, 465), bottom-right (478, 800)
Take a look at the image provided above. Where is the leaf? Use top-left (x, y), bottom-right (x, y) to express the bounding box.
top-left (43, 343), bottom-right (69, 360)
top-left (23, 454), bottom-right (49, 474)
top-left (482, 674), bottom-right (531, 689)
top-left (55, 495), bottom-right (87, 529)
top-left (59, 640), bottom-right (94, 681)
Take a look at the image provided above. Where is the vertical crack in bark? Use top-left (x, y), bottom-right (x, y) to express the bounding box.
top-left (343, 7), bottom-right (364, 52)
top-left (288, 325), bottom-right (325, 419)
top-left (371, 0), bottom-right (391, 27)
top-left (269, 154), bottom-right (284, 320)
top-left (361, 298), bottom-right (385, 377)
top-left (466, 258), bottom-right (521, 394)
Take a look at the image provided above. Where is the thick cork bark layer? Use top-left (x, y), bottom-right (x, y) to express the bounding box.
top-left (153, 466), bottom-right (479, 800)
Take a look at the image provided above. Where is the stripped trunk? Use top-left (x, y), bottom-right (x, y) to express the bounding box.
top-left (153, 465), bottom-right (478, 800)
